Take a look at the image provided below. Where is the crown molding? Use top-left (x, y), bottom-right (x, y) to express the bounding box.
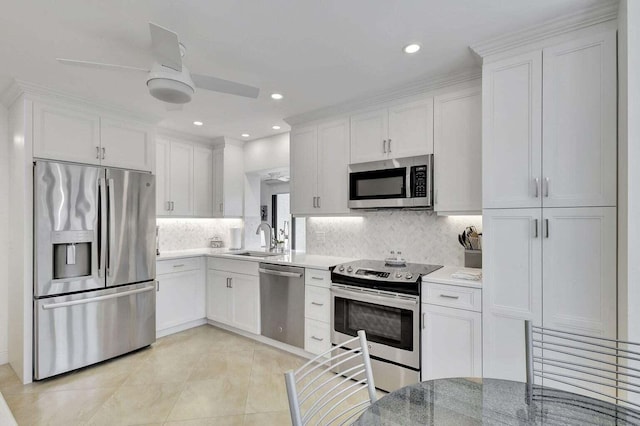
top-left (156, 126), bottom-right (218, 146)
top-left (1, 79), bottom-right (161, 124)
top-left (470, 0), bottom-right (619, 59)
top-left (284, 68), bottom-right (481, 126)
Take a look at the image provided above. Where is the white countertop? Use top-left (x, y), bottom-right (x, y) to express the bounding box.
top-left (422, 266), bottom-right (482, 288)
top-left (157, 248), bottom-right (357, 270)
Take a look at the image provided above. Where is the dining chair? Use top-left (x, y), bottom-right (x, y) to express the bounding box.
top-left (284, 330), bottom-right (377, 426)
top-left (524, 320), bottom-right (640, 410)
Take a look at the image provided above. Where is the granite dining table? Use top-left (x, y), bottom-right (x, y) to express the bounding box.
top-left (354, 378), bottom-right (640, 425)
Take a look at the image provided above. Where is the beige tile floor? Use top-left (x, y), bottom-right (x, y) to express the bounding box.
top-left (0, 325), bottom-right (382, 426)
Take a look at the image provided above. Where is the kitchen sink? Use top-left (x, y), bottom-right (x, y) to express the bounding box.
top-left (227, 251), bottom-right (282, 258)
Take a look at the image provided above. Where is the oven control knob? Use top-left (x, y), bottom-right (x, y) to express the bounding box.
top-left (405, 273), bottom-right (413, 280)
top-left (347, 266), bottom-right (353, 273)
top-left (395, 272), bottom-right (403, 278)
top-left (339, 265), bottom-right (345, 272)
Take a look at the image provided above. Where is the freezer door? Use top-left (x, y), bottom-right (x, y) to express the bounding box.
top-left (34, 282), bottom-right (156, 380)
top-left (106, 168), bottom-right (156, 287)
top-left (34, 161), bottom-right (104, 297)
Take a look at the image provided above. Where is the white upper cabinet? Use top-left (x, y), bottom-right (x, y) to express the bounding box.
top-left (33, 101), bottom-right (101, 166)
top-left (350, 98), bottom-right (433, 164)
top-left (33, 100), bottom-right (154, 172)
top-left (388, 99), bottom-right (434, 159)
top-left (291, 126), bottom-right (318, 215)
top-left (542, 32), bottom-right (617, 208)
top-left (482, 208), bottom-right (542, 381)
top-left (483, 31), bottom-right (616, 209)
top-left (291, 120), bottom-right (349, 216)
top-left (212, 142), bottom-right (244, 218)
top-left (350, 109), bottom-right (389, 163)
top-left (193, 145), bottom-right (214, 217)
top-left (169, 141), bottom-right (194, 216)
top-left (155, 139), bottom-right (171, 215)
top-left (434, 87), bottom-right (482, 214)
top-left (99, 118), bottom-right (154, 172)
top-left (483, 51), bottom-right (542, 209)
top-left (316, 119), bottom-right (350, 214)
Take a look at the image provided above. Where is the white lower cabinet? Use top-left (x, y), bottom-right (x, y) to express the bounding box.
top-left (206, 268), bottom-right (260, 334)
top-left (156, 258), bottom-right (206, 335)
top-left (304, 268), bottom-right (332, 355)
top-left (421, 303), bottom-right (482, 381)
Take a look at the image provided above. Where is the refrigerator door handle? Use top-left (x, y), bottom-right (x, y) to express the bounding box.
top-left (98, 177), bottom-right (107, 277)
top-left (40, 285), bottom-right (155, 310)
top-left (107, 178), bottom-right (115, 277)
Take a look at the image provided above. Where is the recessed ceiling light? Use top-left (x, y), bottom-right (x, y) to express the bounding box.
top-left (270, 93), bottom-right (284, 100)
top-left (241, 133), bottom-right (250, 138)
top-left (193, 121), bottom-right (203, 126)
top-left (403, 43), bottom-right (421, 54)
top-left (272, 125), bottom-right (281, 130)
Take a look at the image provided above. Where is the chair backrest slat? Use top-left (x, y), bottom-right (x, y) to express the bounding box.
top-left (285, 330), bottom-right (377, 426)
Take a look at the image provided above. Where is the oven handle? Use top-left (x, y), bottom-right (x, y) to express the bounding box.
top-left (331, 286), bottom-right (418, 309)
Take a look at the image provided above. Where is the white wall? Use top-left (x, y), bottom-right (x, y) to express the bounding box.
top-left (0, 105), bottom-right (9, 365)
top-left (243, 133), bottom-right (289, 174)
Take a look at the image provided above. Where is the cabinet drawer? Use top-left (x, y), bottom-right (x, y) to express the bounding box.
top-left (305, 285), bottom-right (330, 322)
top-left (305, 318), bottom-right (331, 355)
top-left (305, 269), bottom-right (331, 288)
top-left (423, 282), bottom-right (482, 312)
top-left (157, 257), bottom-right (201, 275)
top-left (207, 257), bottom-right (259, 276)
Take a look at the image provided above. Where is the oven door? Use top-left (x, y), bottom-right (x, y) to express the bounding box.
top-left (331, 284), bottom-right (419, 369)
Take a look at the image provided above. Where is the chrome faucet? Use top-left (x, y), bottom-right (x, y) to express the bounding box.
top-left (256, 222), bottom-right (275, 249)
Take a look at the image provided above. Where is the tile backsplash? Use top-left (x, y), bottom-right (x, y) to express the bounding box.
top-left (305, 211), bottom-right (482, 267)
top-left (156, 218), bottom-right (244, 252)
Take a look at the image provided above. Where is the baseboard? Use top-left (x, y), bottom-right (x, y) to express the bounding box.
top-left (206, 320), bottom-right (317, 360)
top-left (156, 318), bottom-right (207, 339)
top-left (0, 351), bottom-right (7, 366)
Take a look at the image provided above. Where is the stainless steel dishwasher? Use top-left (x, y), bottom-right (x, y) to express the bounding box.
top-left (259, 263), bottom-right (305, 348)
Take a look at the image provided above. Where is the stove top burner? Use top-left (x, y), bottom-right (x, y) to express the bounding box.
top-left (331, 259), bottom-right (443, 295)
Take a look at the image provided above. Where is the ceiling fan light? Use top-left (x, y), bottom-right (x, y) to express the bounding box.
top-left (147, 78), bottom-right (194, 104)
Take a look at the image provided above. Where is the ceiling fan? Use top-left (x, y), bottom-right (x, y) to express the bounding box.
top-left (57, 22), bottom-right (260, 105)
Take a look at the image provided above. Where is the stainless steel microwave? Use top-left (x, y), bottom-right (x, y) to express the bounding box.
top-left (348, 155), bottom-right (433, 209)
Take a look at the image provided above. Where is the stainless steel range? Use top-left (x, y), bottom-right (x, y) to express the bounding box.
top-left (330, 259), bottom-right (442, 392)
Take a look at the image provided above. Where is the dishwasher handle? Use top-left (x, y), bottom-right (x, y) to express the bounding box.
top-left (258, 267), bottom-right (303, 278)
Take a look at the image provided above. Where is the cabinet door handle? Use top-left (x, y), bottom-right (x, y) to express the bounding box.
top-left (388, 138), bottom-right (392, 153)
top-left (439, 294), bottom-right (459, 300)
top-left (171, 201), bottom-right (175, 211)
top-left (311, 276), bottom-right (324, 281)
top-left (312, 197), bottom-right (316, 208)
top-left (383, 139), bottom-right (387, 153)
top-left (545, 219), bottom-right (549, 238)
top-left (311, 301), bottom-right (324, 306)
top-left (544, 177), bottom-right (550, 197)
top-left (534, 219), bottom-right (539, 238)
top-left (317, 196), bottom-right (320, 208)
top-left (96, 146), bottom-right (100, 159)
top-left (102, 147), bottom-right (106, 160)
top-left (226, 278), bottom-right (230, 288)
top-left (219, 203), bottom-right (223, 213)
top-left (311, 336), bottom-right (324, 342)
top-left (534, 178), bottom-right (540, 198)
top-left (173, 264), bottom-right (185, 268)
top-left (156, 281), bottom-right (160, 292)
top-left (229, 277), bottom-right (233, 288)
top-left (422, 312), bottom-right (426, 329)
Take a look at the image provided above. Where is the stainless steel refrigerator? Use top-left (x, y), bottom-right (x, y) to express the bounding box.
top-left (33, 160), bottom-right (156, 380)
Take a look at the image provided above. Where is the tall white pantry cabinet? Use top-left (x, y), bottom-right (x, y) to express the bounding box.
top-left (482, 30), bottom-right (617, 382)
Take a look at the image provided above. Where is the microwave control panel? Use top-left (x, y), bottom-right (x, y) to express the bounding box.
top-left (411, 165), bottom-right (427, 198)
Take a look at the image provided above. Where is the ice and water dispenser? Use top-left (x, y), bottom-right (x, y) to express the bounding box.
top-left (51, 230), bottom-right (94, 280)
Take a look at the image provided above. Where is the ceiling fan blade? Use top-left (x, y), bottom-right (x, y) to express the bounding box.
top-left (57, 58), bottom-right (149, 73)
top-left (191, 74), bottom-right (260, 99)
top-left (149, 22), bottom-right (182, 72)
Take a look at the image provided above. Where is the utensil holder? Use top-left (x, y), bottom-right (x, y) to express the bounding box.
top-left (465, 249), bottom-right (482, 268)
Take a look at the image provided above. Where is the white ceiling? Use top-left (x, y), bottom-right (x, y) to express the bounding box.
top-left (0, 0), bottom-right (605, 141)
